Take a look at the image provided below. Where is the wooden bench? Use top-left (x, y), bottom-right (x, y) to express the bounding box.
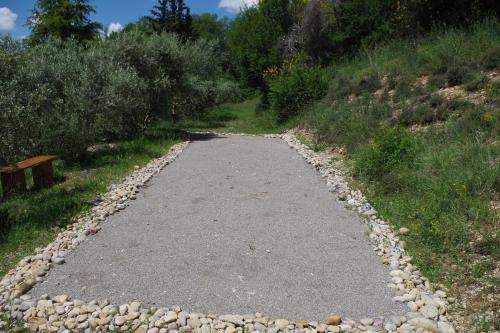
top-left (0, 155), bottom-right (58, 198)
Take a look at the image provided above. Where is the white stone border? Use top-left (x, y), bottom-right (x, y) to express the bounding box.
top-left (0, 133), bottom-right (456, 333)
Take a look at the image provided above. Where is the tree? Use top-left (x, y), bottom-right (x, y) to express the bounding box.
top-left (192, 14), bottom-right (228, 41)
top-left (228, 0), bottom-right (294, 90)
top-left (151, 0), bottom-right (193, 39)
top-left (122, 16), bottom-right (155, 35)
top-left (282, 0), bottom-right (336, 64)
top-left (28, 0), bottom-right (102, 44)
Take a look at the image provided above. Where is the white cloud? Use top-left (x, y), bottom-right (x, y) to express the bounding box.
top-left (107, 22), bottom-right (124, 36)
top-left (218, 0), bottom-right (258, 13)
top-left (0, 7), bottom-right (17, 33)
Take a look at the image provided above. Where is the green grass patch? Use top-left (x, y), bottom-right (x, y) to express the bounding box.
top-left (0, 123), bottom-right (182, 276)
top-left (181, 97), bottom-right (292, 134)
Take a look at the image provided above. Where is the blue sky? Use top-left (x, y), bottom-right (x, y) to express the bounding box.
top-left (0, 0), bottom-right (257, 38)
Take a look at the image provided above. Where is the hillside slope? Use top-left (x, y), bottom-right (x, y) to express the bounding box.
top-left (298, 21), bottom-right (499, 332)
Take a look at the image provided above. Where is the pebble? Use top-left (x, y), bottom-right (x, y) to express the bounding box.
top-left (225, 326), bottom-right (237, 333)
top-left (275, 319), bottom-right (289, 330)
top-left (360, 318), bottom-right (373, 326)
top-left (419, 305), bottom-right (439, 319)
top-left (53, 257), bottom-right (65, 265)
top-left (325, 316), bottom-right (341, 326)
top-left (407, 318), bottom-right (440, 332)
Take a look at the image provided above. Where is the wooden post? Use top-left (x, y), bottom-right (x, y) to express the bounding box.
top-left (32, 161), bottom-right (54, 189)
top-left (0, 169), bottom-right (26, 198)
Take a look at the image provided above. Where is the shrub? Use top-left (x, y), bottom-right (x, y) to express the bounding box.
top-left (464, 74), bottom-right (488, 92)
top-left (480, 46), bottom-right (500, 70)
top-left (445, 65), bottom-right (473, 86)
top-left (0, 32), bottom-right (241, 165)
top-left (354, 127), bottom-right (417, 179)
top-left (269, 66), bottom-right (328, 122)
top-left (324, 77), bottom-right (356, 102)
top-left (353, 74), bottom-right (382, 96)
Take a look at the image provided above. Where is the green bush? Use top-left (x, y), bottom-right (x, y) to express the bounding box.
top-left (0, 32), bottom-right (241, 165)
top-left (480, 46), bottom-right (500, 70)
top-left (354, 127), bottom-right (417, 179)
top-left (464, 73), bottom-right (488, 92)
top-left (269, 66), bottom-right (328, 122)
top-left (445, 65), bottom-right (473, 86)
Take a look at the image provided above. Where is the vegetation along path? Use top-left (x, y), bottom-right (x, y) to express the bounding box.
top-left (30, 134), bottom-right (405, 320)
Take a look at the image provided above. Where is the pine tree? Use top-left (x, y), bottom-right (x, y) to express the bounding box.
top-left (150, 0), bottom-right (192, 39)
top-left (28, 0), bottom-right (102, 44)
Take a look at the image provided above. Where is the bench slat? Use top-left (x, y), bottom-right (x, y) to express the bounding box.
top-left (16, 155), bottom-right (57, 169)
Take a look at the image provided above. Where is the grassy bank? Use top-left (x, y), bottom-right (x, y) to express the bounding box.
top-left (297, 21), bottom-right (499, 331)
top-left (0, 124), bottom-right (183, 277)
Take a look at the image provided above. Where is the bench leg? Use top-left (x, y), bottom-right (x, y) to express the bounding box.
top-left (32, 162), bottom-right (55, 189)
top-left (1, 170), bottom-right (27, 198)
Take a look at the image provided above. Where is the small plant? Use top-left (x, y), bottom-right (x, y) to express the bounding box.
top-left (325, 77), bottom-right (356, 102)
top-left (480, 47), bottom-right (500, 70)
top-left (486, 81), bottom-right (500, 103)
top-left (428, 74), bottom-right (448, 89)
top-left (354, 127), bottom-right (417, 179)
top-left (353, 74), bottom-right (382, 96)
top-left (269, 66), bottom-right (328, 122)
top-left (0, 314), bottom-right (31, 333)
top-left (464, 74), bottom-right (488, 92)
top-left (445, 66), bottom-right (473, 87)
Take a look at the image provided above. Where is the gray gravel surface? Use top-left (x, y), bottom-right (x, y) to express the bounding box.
top-left (31, 135), bottom-right (405, 320)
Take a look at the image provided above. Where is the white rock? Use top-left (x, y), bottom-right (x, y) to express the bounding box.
top-left (420, 305), bottom-right (439, 319)
top-left (408, 318), bottom-right (440, 333)
top-left (437, 321), bottom-right (456, 333)
top-left (275, 319), bottom-right (289, 330)
top-left (53, 257), bottom-right (65, 265)
top-left (164, 311), bottom-right (177, 323)
top-left (219, 315), bottom-right (244, 326)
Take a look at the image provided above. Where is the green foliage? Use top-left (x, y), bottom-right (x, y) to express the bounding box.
top-left (0, 32), bottom-right (240, 165)
top-left (122, 16), bottom-right (155, 34)
top-left (299, 24), bottom-right (499, 330)
top-left (354, 127), bottom-right (417, 179)
top-left (150, 0), bottom-right (192, 38)
top-left (407, 0), bottom-right (500, 31)
top-left (227, 0), bottom-right (294, 88)
top-left (480, 46), bottom-right (500, 70)
top-left (181, 97), bottom-right (290, 135)
top-left (269, 66), bottom-right (328, 122)
top-left (192, 14), bottom-right (228, 41)
top-left (464, 73), bottom-right (488, 92)
top-left (331, 0), bottom-right (411, 53)
top-left (282, 0), bottom-right (336, 64)
top-left (28, 0), bottom-right (102, 44)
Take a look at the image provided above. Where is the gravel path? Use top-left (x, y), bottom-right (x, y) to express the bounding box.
top-left (31, 135), bottom-right (405, 321)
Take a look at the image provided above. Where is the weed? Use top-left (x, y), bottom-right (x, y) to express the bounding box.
top-left (464, 73), bottom-right (489, 92)
top-left (446, 66), bottom-right (473, 87)
top-left (480, 46), bottom-right (500, 70)
top-left (354, 127), bottom-right (417, 179)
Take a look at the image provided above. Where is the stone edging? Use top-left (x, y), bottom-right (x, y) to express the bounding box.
top-left (0, 133), bottom-right (456, 333)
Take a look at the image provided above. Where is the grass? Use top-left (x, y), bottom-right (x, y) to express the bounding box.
top-left (300, 20), bottom-right (500, 331)
top-left (181, 97), bottom-right (291, 134)
top-left (0, 123), bottom-right (183, 277)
